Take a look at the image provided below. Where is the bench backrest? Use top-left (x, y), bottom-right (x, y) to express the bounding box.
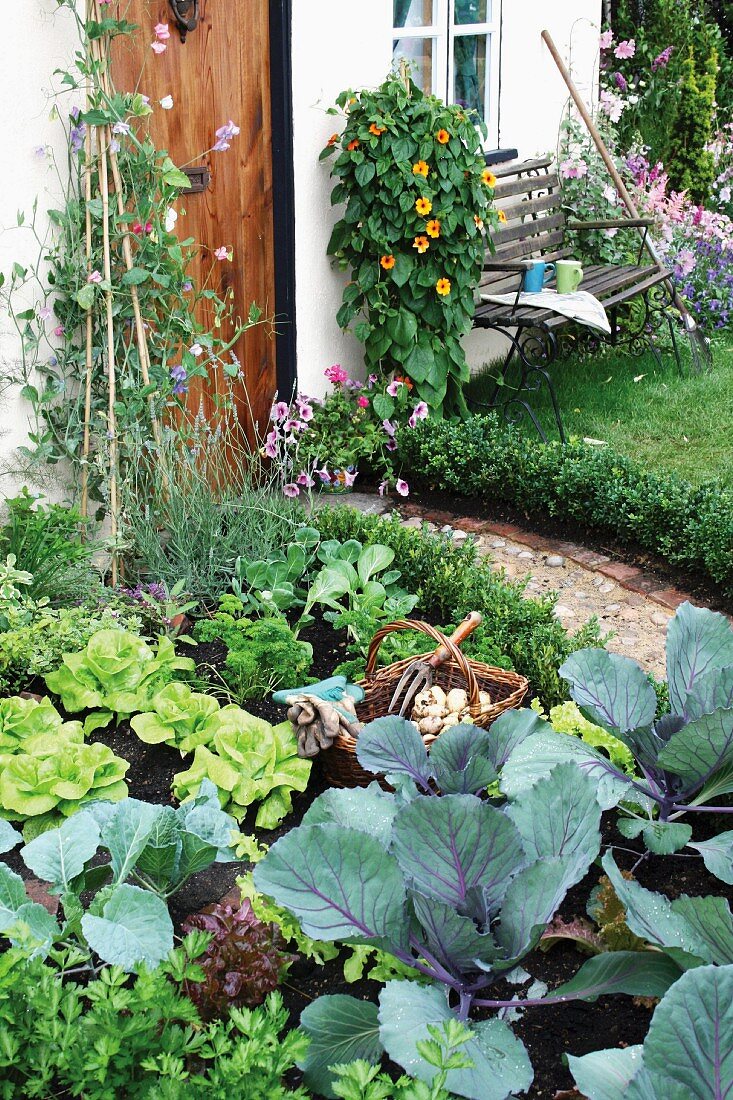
top-left (481, 155), bottom-right (570, 294)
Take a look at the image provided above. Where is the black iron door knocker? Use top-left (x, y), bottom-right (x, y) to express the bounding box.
top-left (168, 0), bottom-right (199, 42)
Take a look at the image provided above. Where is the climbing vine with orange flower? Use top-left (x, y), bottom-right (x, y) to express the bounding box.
top-left (320, 72), bottom-right (499, 416)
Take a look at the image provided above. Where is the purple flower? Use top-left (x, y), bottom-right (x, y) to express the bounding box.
top-left (652, 46), bottom-right (673, 72)
top-left (170, 364), bottom-right (187, 395)
top-left (386, 379), bottom-right (403, 397)
top-left (283, 483), bottom-right (300, 497)
top-left (395, 479), bottom-right (409, 497)
top-left (316, 466), bottom-right (331, 482)
top-left (70, 121), bottom-right (86, 154)
top-left (382, 419), bottom-right (396, 437)
top-left (386, 438), bottom-right (398, 451)
top-left (213, 119), bottom-right (240, 152)
top-left (613, 71), bottom-right (627, 92)
top-left (112, 121), bottom-right (131, 136)
top-left (367, 373), bottom-right (378, 388)
top-left (182, 280), bottom-right (193, 292)
top-left (271, 401), bottom-right (289, 421)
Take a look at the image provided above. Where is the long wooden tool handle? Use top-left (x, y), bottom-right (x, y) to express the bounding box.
top-left (426, 611), bottom-right (482, 670)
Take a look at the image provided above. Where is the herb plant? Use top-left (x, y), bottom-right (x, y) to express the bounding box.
top-left (502, 602), bottom-right (733, 851)
top-left (173, 709), bottom-right (311, 829)
top-left (45, 627), bottom-right (195, 730)
top-left (0, 489), bottom-right (97, 603)
top-left (194, 611), bottom-right (313, 703)
top-left (0, 783), bottom-right (237, 971)
top-left (0, 944), bottom-right (309, 1099)
top-left (181, 898), bottom-right (295, 1020)
top-left (321, 71), bottom-right (497, 416)
top-left (254, 716), bottom-right (681, 1099)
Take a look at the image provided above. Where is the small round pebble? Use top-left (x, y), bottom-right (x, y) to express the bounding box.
top-left (518, 550), bottom-right (534, 560)
top-left (651, 611), bottom-right (670, 627)
top-left (554, 605), bottom-right (576, 618)
top-left (545, 554), bottom-right (565, 567)
top-left (504, 545), bottom-right (522, 557)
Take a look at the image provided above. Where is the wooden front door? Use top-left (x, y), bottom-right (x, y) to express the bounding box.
top-left (112, 0), bottom-right (277, 434)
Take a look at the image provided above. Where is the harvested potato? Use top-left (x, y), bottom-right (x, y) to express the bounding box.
top-left (441, 713), bottom-right (460, 728)
top-left (425, 703), bottom-right (447, 717)
top-left (445, 688), bottom-right (468, 714)
top-left (418, 715), bottom-right (443, 736)
top-left (431, 685), bottom-right (447, 708)
top-left (479, 690), bottom-right (492, 705)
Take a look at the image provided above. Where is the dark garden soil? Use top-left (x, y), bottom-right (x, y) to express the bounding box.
top-left (403, 486), bottom-right (733, 617)
top-left (4, 611), bottom-right (733, 1099)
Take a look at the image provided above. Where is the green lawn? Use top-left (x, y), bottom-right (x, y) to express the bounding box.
top-left (466, 335), bottom-right (733, 486)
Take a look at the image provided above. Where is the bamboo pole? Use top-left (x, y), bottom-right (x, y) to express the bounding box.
top-left (79, 116), bottom-right (95, 520)
top-left (98, 120), bottom-right (119, 586)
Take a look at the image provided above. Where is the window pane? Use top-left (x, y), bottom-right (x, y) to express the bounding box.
top-left (453, 34), bottom-right (487, 121)
top-left (393, 0), bottom-right (435, 29)
top-left (392, 37), bottom-right (435, 94)
top-left (454, 0), bottom-right (490, 25)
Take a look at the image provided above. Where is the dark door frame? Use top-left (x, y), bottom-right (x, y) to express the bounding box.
top-left (269, 0), bottom-right (297, 400)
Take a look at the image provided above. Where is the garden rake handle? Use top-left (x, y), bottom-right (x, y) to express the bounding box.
top-left (424, 611), bottom-right (482, 668)
top-left (541, 29), bottom-right (693, 318)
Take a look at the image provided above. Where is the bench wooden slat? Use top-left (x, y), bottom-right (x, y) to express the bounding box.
top-left (500, 191), bottom-right (563, 219)
top-left (491, 229), bottom-right (567, 262)
top-left (494, 171), bottom-right (561, 201)
top-left (492, 210), bottom-right (567, 247)
top-left (493, 155), bottom-right (554, 179)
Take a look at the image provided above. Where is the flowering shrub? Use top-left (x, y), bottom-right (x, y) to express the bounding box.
top-left (265, 366), bottom-right (427, 496)
top-left (321, 71), bottom-right (498, 418)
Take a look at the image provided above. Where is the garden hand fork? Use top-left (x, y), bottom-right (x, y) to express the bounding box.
top-left (388, 612), bottom-right (482, 717)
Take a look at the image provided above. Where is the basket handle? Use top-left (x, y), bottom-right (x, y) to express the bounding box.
top-left (363, 614), bottom-right (483, 713)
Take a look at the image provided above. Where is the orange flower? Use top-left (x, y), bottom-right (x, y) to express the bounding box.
top-left (436, 129), bottom-right (450, 144)
top-left (412, 160), bottom-right (430, 177)
top-left (369, 123), bottom-right (386, 136)
top-left (482, 169), bottom-right (497, 187)
top-left (426, 219), bottom-right (441, 238)
top-left (436, 278), bottom-right (451, 296)
top-left (395, 374), bottom-right (414, 390)
top-left (413, 235), bottom-right (430, 254)
top-left (497, 209), bottom-right (507, 223)
top-left (415, 197), bottom-right (433, 215)
top-left (326, 133), bottom-right (339, 147)
top-left (347, 138), bottom-right (360, 151)
top-left (380, 254), bottom-right (396, 270)
top-left (474, 214), bottom-right (484, 229)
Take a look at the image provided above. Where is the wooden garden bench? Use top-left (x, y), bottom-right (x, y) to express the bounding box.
top-left (472, 155), bottom-right (681, 441)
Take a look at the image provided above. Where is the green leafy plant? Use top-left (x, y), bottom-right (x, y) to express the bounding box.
top-left (253, 716), bottom-right (681, 1099)
top-left (0, 695), bottom-right (83, 755)
top-left (503, 602), bottom-right (733, 851)
top-left (321, 71), bottom-right (497, 416)
top-left (0, 721), bottom-right (128, 827)
top-left (194, 612), bottom-right (313, 703)
top-left (181, 898), bottom-right (295, 1021)
top-left (45, 627), bottom-right (195, 730)
top-left (567, 963), bottom-right (733, 1099)
top-left (130, 681), bottom-right (221, 751)
top-left (0, 600), bottom-right (143, 696)
top-left (541, 700), bottom-right (636, 774)
top-left (0, 488), bottom-right (97, 603)
top-left (0, 782), bottom-right (237, 970)
top-left (231, 525), bottom-right (321, 615)
top-left (173, 709), bottom-right (311, 829)
top-left (0, 554), bottom-right (33, 631)
top-left (0, 943), bottom-right (309, 1099)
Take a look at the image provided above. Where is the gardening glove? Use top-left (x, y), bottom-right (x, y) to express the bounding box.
top-left (284, 693), bottom-right (363, 758)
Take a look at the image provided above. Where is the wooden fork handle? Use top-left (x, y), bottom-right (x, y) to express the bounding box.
top-left (426, 611), bottom-right (482, 670)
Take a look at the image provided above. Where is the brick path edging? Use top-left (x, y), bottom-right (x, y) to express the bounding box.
top-left (398, 502), bottom-right (695, 613)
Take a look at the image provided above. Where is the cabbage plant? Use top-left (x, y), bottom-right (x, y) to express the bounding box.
top-left (45, 628), bottom-right (195, 730)
top-left (0, 781), bottom-right (237, 972)
top-left (567, 964), bottom-right (733, 1099)
top-left (501, 603), bottom-right (733, 854)
top-left (254, 717), bottom-right (682, 1100)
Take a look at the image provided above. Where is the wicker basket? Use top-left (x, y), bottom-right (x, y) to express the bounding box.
top-left (322, 618), bottom-right (528, 789)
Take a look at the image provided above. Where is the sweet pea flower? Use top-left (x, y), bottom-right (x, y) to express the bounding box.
top-left (614, 39), bottom-right (635, 59)
top-left (154, 22), bottom-right (170, 40)
top-left (283, 483), bottom-right (300, 497)
top-left (53, 325), bottom-right (65, 337)
top-left (165, 207), bottom-right (178, 232)
top-left (357, 395), bottom-right (369, 408)
top-left (159, 95), bottom-right (174, 110)
top-left (189, 343), bottom-right (203, 357)
top-left (151, 39), bottom-right (167, 53)
top-left (213, 120), bottom-right (241, 152)
top-left (395, 479), bottom-right (409, 496)
top-left (38, 305), bottom-right (53, 321)
top-left (386, 379), bottom-right (403, 397)
top-left (214, 246), bottom-right (229, 261)
top-left (599, 29), bottom-right (614, 50)
top-left (182, 280), bottom-right (193, 292)
top-left (170, 364), bottom-right (187, 395)
top-left (87, 270), bottom-right (102, 284)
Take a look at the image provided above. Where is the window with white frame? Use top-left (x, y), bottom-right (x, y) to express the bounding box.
top-left (392, 1), bottom-right (501, 148)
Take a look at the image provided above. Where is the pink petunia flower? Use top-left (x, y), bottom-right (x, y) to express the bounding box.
top-left (382, 419), bottom-right (396, 437)
top-left (367, 374), bottom-right (378, 388)
top-left (408, 401), bottom-right (428, 428)
top-left (386, 438), bottom-right (398, 452)
top-left (297, 400), bottom-right (314, 421)
top-left (378, 480), bottom-right (388, 496)
top-left (343, 470), bottom-right (358, 487)
top-left (395, 479), bottom-right (409, 496)
top-left (283, 483), bottom-right (300, 497)
top-left (316, 467), bottom-right (331, 482)
top-left (386, 379), bottom-right (403, 397)
top-left (271, 401), bottom-right (289, 421)
top-left (614, 39), bottom-right (635, 59)
top-left (296, 471), bottom-right (315, 488)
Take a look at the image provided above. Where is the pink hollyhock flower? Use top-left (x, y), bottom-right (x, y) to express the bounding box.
top-left (297, 471), bottom-right (315, 488)
top-left (343, 470), bottom-right (358, 487)
top-left (151, 41), bottom-right (167, 54)
top-left (87, 270), bottom-right (103, 284)
top-left (386, 379), bottom-right (403, 397)
top-left (324, 364), bottom-right (348, 384)
top-left (675, 248), bottom-right (696, 276)
top-left (559, 159), bottom-right (588, 180)
top-left (395, 479), bottom-right (409, 496)
top-left (283, 483), bottom-right (300, 497)
top-left (214, 246), bottom-right (229, 261)
top-left (599, 29), bottom-right (614, 50)
top-left (614, 39), bottom-right (635, 59)
top-left (154, 22), bottom-right (170, 40)
top-left (357, 395), bottom-right (369, 408)
top-left (271, 401), bottom-right (289, 421)
top-left (378, 480), bottom-right (388, 496)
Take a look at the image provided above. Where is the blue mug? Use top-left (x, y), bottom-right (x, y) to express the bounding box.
top-left (523, 261), bottom-right (555, 293)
